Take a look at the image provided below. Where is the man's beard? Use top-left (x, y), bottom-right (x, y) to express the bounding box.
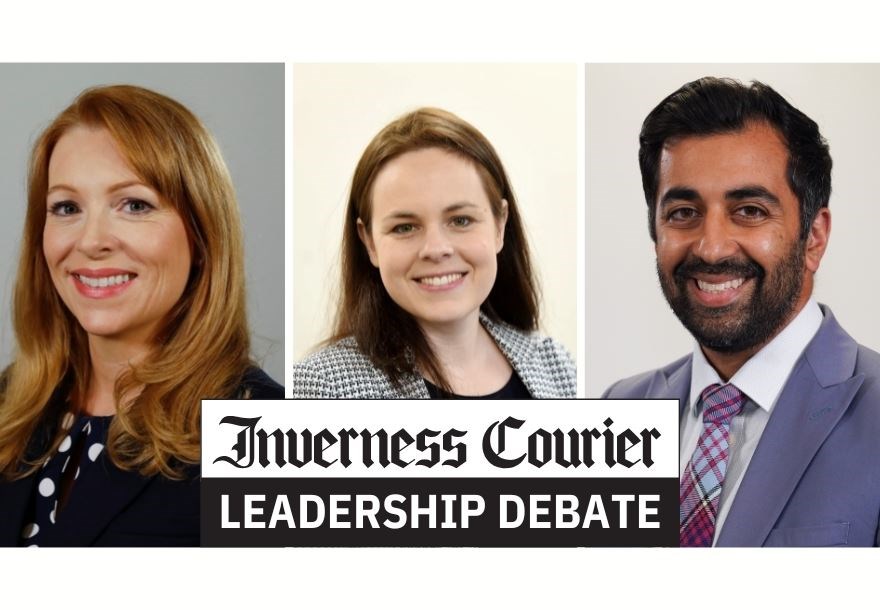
top-left (657, 241), bottom-right (806, 353)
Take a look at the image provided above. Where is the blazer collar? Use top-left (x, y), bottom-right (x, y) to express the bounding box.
top-left (39, 452), bottom-right (154, 546)
top-left (0, 452), bottom-right (155, 547)
top-left (0, 474), bottom-right (35, 545)
top-left (385, 374), bottom-right (431, 399)
top-left (641, 354), bottom-right (692, 413)
top-left (717, 305), bottom-right (864, 546)
top-left (480, 313), bottom-right (545, 398)
top-left (0, 393), bottom-right (157, 547)
top-left (0, 386), bottom-right (68, 546)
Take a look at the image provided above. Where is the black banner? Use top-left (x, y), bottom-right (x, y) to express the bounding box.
top-left (202, 477), bottom-right (678, 546)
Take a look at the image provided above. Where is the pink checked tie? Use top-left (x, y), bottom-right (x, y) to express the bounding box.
top-left (679, 383), bottom-right (746, 547)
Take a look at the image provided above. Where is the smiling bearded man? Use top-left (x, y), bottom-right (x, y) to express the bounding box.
top-left (603, 77), bottom-right (880, 548)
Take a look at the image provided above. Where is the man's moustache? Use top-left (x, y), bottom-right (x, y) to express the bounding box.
top-left (673, 257), bottom-right (764, 281)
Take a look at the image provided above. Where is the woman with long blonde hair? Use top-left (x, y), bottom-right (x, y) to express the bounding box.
top-left (0, 85), bottom-right (282, 546)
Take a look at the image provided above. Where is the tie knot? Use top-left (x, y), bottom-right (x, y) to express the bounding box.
top-left (700, 383), bottom-right (746, 425)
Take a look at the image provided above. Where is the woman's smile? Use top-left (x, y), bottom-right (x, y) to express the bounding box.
top-left (70, 268), bottom-right (138, 298)
top-left (414, 271), bottom-right (467, 290)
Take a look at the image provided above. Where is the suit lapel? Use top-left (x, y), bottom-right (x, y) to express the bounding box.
top-left (717, 309), bottom-right (863, 546)
top-left (390, 374), bottom-right (430, 398)
top-left (0, 410), bottom-right (62, 547)
top-left (0, 474), bottom-right (36, 545)
top-left (39, 452), bottom-right (153, 546)
top-left (646, 355), bottom-right (692, 409)
top-left (481, 313), bottom-right (537, 396)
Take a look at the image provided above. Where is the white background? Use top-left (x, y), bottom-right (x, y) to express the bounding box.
top-left (3, 0), bottom-right (880, 608)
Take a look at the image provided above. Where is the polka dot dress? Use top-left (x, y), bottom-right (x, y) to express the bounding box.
top-left (20, 412), bottom-right (112, 547)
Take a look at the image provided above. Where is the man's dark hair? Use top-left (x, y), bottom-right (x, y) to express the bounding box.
top-left (638, 77), bottom-right (832, 241)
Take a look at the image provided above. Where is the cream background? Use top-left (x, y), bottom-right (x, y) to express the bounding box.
top-left (587, 64), bottom-right (880, 396)
top-left (293, 64), bottom-right (577, 365)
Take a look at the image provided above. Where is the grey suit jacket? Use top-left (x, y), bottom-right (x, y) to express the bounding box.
top-left (293, 314), bottom-right (576, 398)
top-left (604, 306), bottom-right (880, 546)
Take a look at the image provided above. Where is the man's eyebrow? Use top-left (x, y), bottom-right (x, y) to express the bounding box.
top-left (725, 185), bottom-right (781, 205)
top-left (658, 187), bottom-right (700, 208)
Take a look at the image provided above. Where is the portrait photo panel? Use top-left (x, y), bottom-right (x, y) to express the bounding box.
top-left (293, 63), bottom-right (578, 390)
top-left (586, 63), bottom-right (880, 396)
top-left (0, 63), bottom-right (284, 384)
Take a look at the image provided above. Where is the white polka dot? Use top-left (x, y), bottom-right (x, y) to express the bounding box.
top-left (75, 467), bottom-right (80, 480)
top-left (83, 421), bottom-right (92, 434)
top-left (88, 443), bottom-right (104, 462)
top-left (21, 523), bottom-right (39, 539)
top-left (62, 412), bottom-right (75, 430)
top-left (38, 478), bottom-right (55, 497)
top-left (50, 508), bottom-right (56, 525)
top-left (58, 435), bottom-right (72, 452)
top-left (61, 456), bottom-right (70, 473)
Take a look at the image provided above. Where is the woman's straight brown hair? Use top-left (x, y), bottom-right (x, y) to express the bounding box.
top-left (332, 107), bottom-right (539, 392)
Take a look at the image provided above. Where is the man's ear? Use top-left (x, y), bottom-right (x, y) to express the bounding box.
top-left (357, 218), bottom-right (379, 267)
top-left (495, 199), bottom-right (509, 253)
top-left (805, 207), bottom-right (831, 273)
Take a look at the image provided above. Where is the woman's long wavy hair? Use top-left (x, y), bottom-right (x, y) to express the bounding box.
top-left (0, 85), bottom-right (252, 480)
top-left (332, 107), bottom-right (539, 392)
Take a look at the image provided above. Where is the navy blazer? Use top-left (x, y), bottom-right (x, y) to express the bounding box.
top-left (0, 367), bottom-right (283, 547)
top-left (604, 306), bottom-right (880, 547)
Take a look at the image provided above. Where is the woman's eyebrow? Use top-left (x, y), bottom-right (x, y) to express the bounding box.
top-left (443, 202), bottom-right (479, 213)
top-left (380, 201), bottom-right (480, 221)
top-left (46, 183), bottom-right (78, 196)
top-left (381, 210), bottom-right (418, 220)
top-left (47, 180), bottom-right (147, 197)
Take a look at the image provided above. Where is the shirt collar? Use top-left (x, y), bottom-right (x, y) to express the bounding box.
top-left (689, 298), bottom-right (823, 415)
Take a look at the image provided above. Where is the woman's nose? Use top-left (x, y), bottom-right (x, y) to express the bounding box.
top-left (418, 225), bottom-right (454, 261)
top-left (75, 209), bottom-right (117, 257)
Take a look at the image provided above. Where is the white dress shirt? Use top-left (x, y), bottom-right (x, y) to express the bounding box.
top-left (679, 298), bottom-right (823, 545)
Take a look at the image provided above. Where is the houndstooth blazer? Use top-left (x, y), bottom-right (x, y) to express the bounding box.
top-left (292, 314), bottom-right (576, 398)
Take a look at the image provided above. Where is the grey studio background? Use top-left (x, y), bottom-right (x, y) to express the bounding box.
top-left (0, 64), bottom-right (284, 385)
top-left (587, 64), bottom-right (880, 397)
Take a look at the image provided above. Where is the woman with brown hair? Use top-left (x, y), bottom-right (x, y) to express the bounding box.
top-left (293, 108), bottom-right (575, 398)
top-left (0, 85), bottom-right (282, 546)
